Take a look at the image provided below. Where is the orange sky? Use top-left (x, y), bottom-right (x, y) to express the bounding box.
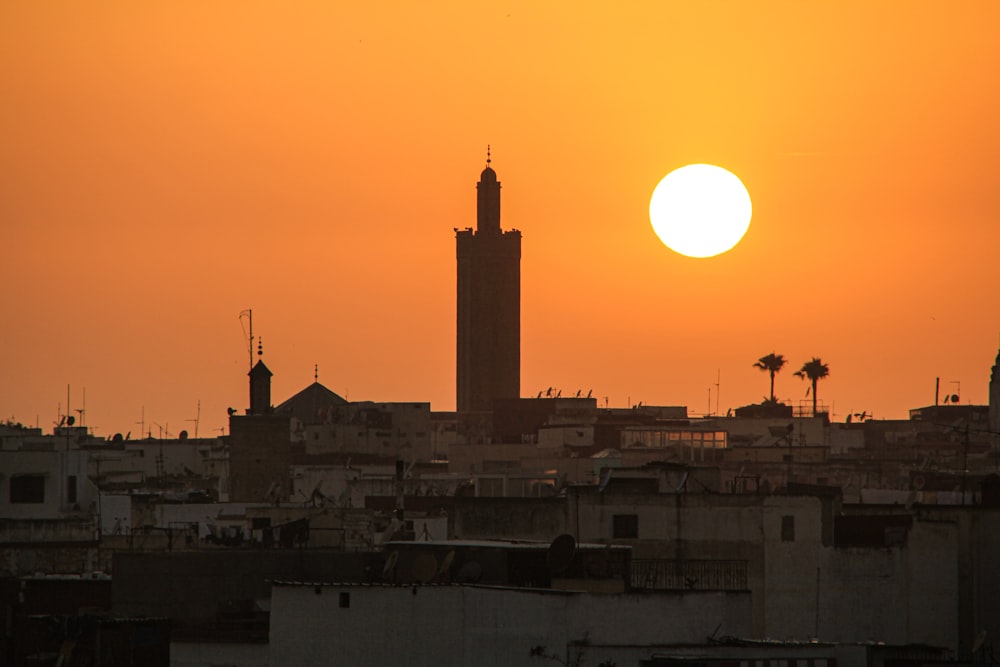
top-left (2, 2), bottom-right (999, 437)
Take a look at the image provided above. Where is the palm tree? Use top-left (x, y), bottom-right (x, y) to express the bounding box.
top-left (753, 353), bottom-right (786, 403)
top-left (795, 357), bottom-right (830, 416)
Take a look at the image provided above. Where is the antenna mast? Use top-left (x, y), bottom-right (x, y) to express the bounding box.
top-left (187, 400), bottom-right (201, 438)
top-left (715, 369), bottom-right (721, 416)
top-left (240, 310), bottom-right (254, 372)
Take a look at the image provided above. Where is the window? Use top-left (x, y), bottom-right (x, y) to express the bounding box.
top-left (781, 515), bottom-right (795, 542)
top-left (67, 475), bottom-right (77, 503)
top-left (10, 475), bottom-right (45, 504)
top-left (339, 592), bottom-right (350, 608)
top-left (612, 514), bottom-right (639, 539)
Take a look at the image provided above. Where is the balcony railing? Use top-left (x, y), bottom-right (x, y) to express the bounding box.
top-left (629, 559), bottom-right (748, 591)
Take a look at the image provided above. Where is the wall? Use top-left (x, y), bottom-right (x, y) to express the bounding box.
top-left (269, 583), bottom-right (751, 667)
top-left (228, 414), bottom-right (291, 502)
top-left (87, 438), bottom-right (224, 484)
top-left (112, 550), bottom-right (376, 629)
top-left (300, 402), bottom-right (435, 460)
top-left (451, 497), bottom-right (569, 540)
top-left (171, 641), bottom-right (268, 667)
top-left (815, 517), bottom-right (958, 650)
top-left (0, 449), bottom-right (96, 519)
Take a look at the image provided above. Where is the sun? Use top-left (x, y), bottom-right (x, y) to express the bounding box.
top-left (649, 164), bottom-right (752, 258)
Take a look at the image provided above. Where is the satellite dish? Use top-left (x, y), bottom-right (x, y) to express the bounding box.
top-left (411, 552), bottom-right (438, 583)
top-left (951, 394), bottom-right (960, 403)
top-left (381, 550), bottom-right (399, 580)
top-left (66, 415), bottom-right (75, 426)
top-left (438, 549), bottom-right (456, 577)
top-left (179, 430), bottom-right (189, 440)
top-left (598, 468), bottom-right (613, 492)
top-left (546, 534), bottom-right (576, 575)
top-left (455, 560), bottom-right (482, 583)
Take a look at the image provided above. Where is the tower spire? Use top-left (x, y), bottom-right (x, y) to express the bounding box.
top-left (476, 149), bottom-right (501, 233)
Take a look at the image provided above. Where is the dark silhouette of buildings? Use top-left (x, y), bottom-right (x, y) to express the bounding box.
top-left (456, 151), bottom-right (521, 426)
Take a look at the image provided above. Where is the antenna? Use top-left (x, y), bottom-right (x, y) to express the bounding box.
top-left (240, 309), bottom-right (254, 372)
top-left (715, 369), bottom-right (721, 416)
top-left (75, 387), bottom-right (86, 428)
top-left (135, 406), bottom-right (145, 441)
top-left (186, 400), bottom-right (201, 438)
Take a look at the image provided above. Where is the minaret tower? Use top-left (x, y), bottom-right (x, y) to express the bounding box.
top-left (456, 148), bottom-right (522, 422)
top-left (990, 346), bottom-right (1000, 436)
top-left (249, 339), bottom-right (272, 415)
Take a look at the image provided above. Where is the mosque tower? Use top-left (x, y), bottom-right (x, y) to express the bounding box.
top-left (456, 149), bottom-right (522, 422)
top-left (990, 347), bottom-right (1000, 436)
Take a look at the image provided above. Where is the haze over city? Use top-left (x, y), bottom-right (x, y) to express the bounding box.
top-left (3, 2), bottom-right (999, 437)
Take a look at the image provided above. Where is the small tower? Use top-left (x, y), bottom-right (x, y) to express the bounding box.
top-left (249, 340), bottom-right (272, 415)
top-left (230, 337), bottom-right (289, 503)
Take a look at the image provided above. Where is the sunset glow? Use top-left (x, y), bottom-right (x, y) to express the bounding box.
top-left (2, 2), bottom-right (999, 435)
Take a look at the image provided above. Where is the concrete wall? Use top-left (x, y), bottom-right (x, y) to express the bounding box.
top-left (87, 438), bottom-right (224, 483)
top-left (816, 518), bottom-right (958, 650)
top-left (450, 490), bottom-right (969, 651)
top-left (269, 583), bottom-right (751, 667)
top-left (112, 550), bottom-right (375, 627)
top-left (448, 442), bottom-right (538, 473)
top-left (299, 402), bottom-right (435, 461)
top-left (0, 449), bottom-right (97, 519)
top-left (171, 641), bottom-right (268, 667)
top-left (451, 497), bottom-right (569, 540)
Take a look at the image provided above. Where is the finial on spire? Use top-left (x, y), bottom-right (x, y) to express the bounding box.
top-left (314, 364), bottom-right (319, 382)
top-left (486, 145), bottom-right (491, 167)
top-left (257, 338), bottom-right (263, 358)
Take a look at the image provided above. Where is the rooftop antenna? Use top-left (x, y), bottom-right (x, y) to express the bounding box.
top-left (239, 309), bottom-right (254, 372)
top-left (715, 369), bottom-right (721, 416)
top-left (75, 387), bottom-right (86, 428)
top-left (486, 144), bottom-right (491, 168)
top-left (186, 400), bottom-right (201, 438)
top-left (135, 406), bottom-right (145, 441)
